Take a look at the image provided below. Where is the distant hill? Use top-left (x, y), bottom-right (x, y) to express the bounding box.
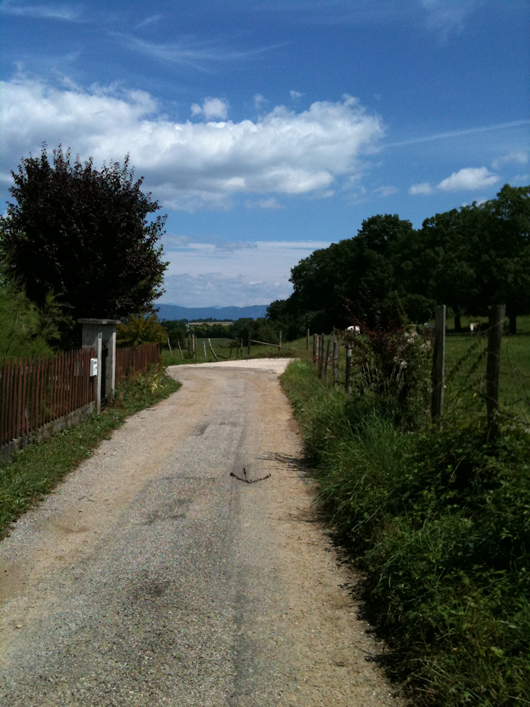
top-left (155, 304), bottom-right (268, 322)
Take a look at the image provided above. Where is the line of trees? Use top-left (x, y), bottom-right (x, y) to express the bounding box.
top-left (267, 184), bottom-right (530, 337)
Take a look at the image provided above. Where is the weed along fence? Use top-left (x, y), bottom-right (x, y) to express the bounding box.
top-left (1, 340), bottom-right (161, 462)
top-left (116, 343), bottom-right (160, 385)
top-left (310, 302), bottom-right (520, 433)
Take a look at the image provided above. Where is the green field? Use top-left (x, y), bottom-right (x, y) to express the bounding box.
top-left (444, 315), bottom-right (530, 422)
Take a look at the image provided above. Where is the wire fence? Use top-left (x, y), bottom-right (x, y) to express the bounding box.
top-left (309, 306), bottom-right (530, 431)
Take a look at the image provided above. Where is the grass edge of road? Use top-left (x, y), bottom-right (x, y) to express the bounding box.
top-left (280, 358), bottom-right (530, 707)
top-left (0, 364), bottom-right (180, 539)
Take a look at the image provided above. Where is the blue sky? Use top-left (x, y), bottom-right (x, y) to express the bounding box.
top-left (1, 0), bottom-right (529, 307)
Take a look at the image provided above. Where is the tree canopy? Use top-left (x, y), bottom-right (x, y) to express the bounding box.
top-left (268, 184), bottom-right (530, 336)
top-left (0, 146), bottom-right (168, 333)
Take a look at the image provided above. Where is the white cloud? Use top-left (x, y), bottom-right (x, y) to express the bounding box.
top-left (375, 185), bottom-right (398, 197)
top-left (191, 97), bottom-right (229, 120)
top-left (290, 90), bottom-right (303, 100)
top-left (492, 151), bottom-right (528, 170)
top-left (161, 239), bottom-right (331, 306)
top-left (409, 182), bottom-right (433, 195)
top-left (245, 197), bottom-right (285, 210)
top-left (437, 167), bottom-right (500, 191)
top-left (0, 77), bottom-right (384, 211)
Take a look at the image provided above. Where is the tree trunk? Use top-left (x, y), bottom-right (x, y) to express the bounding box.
top-left (454, 314), bottom-right (462, 332)
top-left (509, 313), bottom-right (517, 335)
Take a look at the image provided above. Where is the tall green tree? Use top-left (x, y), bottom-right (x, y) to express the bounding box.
top-left (418, 185), bottom-right (530, 332)
top-left (289, 214), bottom-right (421, 329)
top-left (0, 145), bottom-right (168, 344)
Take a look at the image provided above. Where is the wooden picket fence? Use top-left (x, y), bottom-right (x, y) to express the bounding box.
top-left (115, 343), bottom-right (160, 385)
top-left (0, 348), bottom-right (96, 448)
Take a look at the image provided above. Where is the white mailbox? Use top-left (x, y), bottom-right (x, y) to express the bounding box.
top-left (90, 358), bottom-right (98, 377)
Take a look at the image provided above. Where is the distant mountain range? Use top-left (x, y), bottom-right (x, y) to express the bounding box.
top-left (155, 303), bottom-right (269, 321)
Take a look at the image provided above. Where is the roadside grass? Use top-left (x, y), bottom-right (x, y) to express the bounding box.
top-left (0, 365), bottom-right (180, 539)
top-left (281, 359), bottom-right (530, 707)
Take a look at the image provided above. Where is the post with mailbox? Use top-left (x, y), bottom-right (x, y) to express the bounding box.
top-left (79, 318), bottom-right (120, 413)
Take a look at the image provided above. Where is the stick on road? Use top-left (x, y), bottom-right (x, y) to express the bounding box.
top-left (0, 359), bottom-right (401, 706)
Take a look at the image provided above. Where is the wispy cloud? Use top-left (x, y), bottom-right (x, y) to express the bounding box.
top-left (492, 150), bottom-right (528, 170)
top-left (245, 197), bottom-right (285, 210)
top-left (135, 13), bottom-right (162, 30)
top-left (386, 120), bottom-right (530, 149)
top-left (250, 0), bottom-right (478, 36)
top-left (420, 0), bottom-right (479, 39)
top-left (253, 93), bottom-right (267, 110)
top-left (0, 1), bottom-right (81, 20)
top-left (290, 90), bottom-right (303, 100)
top-left (118, 34), bottom-right (281, 73)
top-left (375, 185), bottom-right (398, 197)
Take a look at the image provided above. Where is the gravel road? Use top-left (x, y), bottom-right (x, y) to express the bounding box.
top-left (0, 359), bottom-right (404, 706)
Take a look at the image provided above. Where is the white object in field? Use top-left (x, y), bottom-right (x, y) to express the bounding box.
top-left (90, 358), bottom-right (98, 377)
top-left (346, 325), bottom-right (360, 335)
top-left (470, 322), bottom-right (480, 334)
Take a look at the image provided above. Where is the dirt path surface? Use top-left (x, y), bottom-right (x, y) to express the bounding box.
top-left (0, 359), bottom-right (403, 706)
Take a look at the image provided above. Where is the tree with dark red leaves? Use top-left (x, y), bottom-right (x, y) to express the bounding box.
top-left (1, 145), bottom-right (168, 341)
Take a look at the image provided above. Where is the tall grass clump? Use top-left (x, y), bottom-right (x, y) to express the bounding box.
top-left (281, 332), bottom-right (530, 706)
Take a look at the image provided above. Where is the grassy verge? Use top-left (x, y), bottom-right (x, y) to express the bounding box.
top-left (281, 359), bottom-right (530, 706)
top-left (0, 365), bottom-right (180, 538)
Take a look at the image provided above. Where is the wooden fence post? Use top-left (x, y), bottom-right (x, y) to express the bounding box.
top-left (306, 329), bottom-right (310, 351)
top-left (324, 338), bottom-right (331, 385)
top-left (313, 334), bottom-right (318, 366)
top-left (248, 331), bottom-right (251, 356)
top-left (318, 335), bottom-right (325, 379)
top-left (333, 335), bottom-right (339, 387)
top-left (486, 303), bottom-right (505, 439)
top-left (203, 341), bottom-right (207, 361)
top-left (167, 336), bottom-right (173, 358)
top-left (345, 344), bottom-right (352, 395)
top-left (431, 304), bottom-right (446, 422)
top-left (177, 340), bottom-right (183, 359)
top-left (278, 330), bottom-right (282, 352)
